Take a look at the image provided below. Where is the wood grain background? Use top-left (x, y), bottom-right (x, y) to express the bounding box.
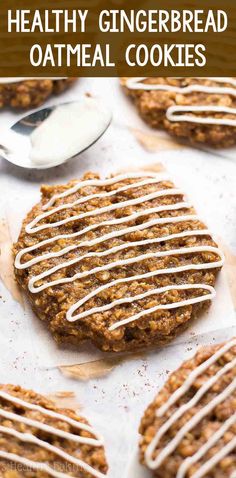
top-left (0, 0), bottom-right (235, 76)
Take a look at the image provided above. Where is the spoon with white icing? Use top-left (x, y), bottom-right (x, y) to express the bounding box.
top-left (0, 97), bottom-right (112, 169)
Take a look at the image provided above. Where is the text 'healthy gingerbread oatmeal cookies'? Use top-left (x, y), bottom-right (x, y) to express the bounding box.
top-left (14, 171), bottom-right (224, 352)
top-left (0, 384), bottom-right (108, 478)
top-left (0, 78), bottom-right (77, 109)
top-left (121, 77), bottom-right (236, 148)
top-left (139, 339), bottom-right (236, 478)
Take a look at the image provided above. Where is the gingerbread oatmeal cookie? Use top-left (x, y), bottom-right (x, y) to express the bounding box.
top-left (0, 384), bottom-right (108, 477)
top-left (139, 338), bottom-right (236, 477)
top-left (121, 77), bottom-right (236, 148)
top-left (0, 78), bottom-right (77, 109)
top-left (14, 170), bottom-right (223, 352)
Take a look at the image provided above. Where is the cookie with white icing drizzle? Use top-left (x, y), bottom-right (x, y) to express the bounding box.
top-left (139, 338), bottom-right (236, 477)
top-left (120, 77), bottom-right (236, 148)
top-left (0, 384), bottom-right (108, 478)
top-left (14, 170), bottom-right (223, 352)
top-left (0, 78), bottom-right (77, 109)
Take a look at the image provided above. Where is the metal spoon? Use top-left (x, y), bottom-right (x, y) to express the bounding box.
top-left (0, 97), bottom-right (112, 169)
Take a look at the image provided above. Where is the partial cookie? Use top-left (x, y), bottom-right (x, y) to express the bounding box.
top-left (14, 170), bottom-right (223, 352)
top-left (0, 384), bottom-right (108, 477)
top-left (0, 78), bottom-right (77, 109)
top-left (121, 77), bottom-right (236, 148)
top-left (139, 338), bottom-right (236, 478)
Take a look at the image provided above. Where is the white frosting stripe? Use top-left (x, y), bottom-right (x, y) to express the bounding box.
top-left (0, 77), bottom-right (68, 84)
top-left (0, 426), bottom-right (105, 478)
top-left (30, 176), bottom-right (170, 228)
top-left (68, 284), bottom-right (215, 323)
top-left (43, 171), bottom-right (165, 209)
top-left (191, 437), bottom-right (236, 478)
top-left (147, 377), bottom-right (236, 469)
top-left (0, 390), bottom-right (102, 443)
top-left (126, 77), bottom-right (236, 92)
top-left (19, 204), bottom-right (192, 273)
top-left (26, 187), bottom-right (183, 233)
top-left (14, 172), bottom-right (224, 331)
top-left (0, 390), bottom-right (106, 478)
top-left (156, 338), bottom-right (236, 417)
top-left (126, 76), bottom-right (236, 96)
top-left (29, 245), bottom-right (223, 294)
top-left (167, 105), bottom-right (236, 127)
top-left (0, 407), bottom-right (97, 446)
top-left (176, 413), bottom-right (236, 478)
top-left (145, 339), bottom-right (236, 474)
top-left (146, 356), bottom-right (236, 467)
top-left (67, 253), bottom-right (222, 323)
top-left (126, 77), bottom-right (236, 127)
top-left (15, 208), bottom-right (200, 269)
top-left (108, 284), bottom-right (215, 332)
top-left (16, 225), bottom-right (209, 270)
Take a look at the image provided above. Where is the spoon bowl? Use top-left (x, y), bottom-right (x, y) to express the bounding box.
top-left (0, 97), bottom-right (112, 169)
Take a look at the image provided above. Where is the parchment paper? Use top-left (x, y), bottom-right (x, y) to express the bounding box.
top-left (1, 158), bottom-right (235, 372)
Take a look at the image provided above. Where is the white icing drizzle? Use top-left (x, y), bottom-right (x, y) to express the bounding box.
top-left (176, 413), bottom-right (236, 478)
top-left (191, 437), bottom-right (236, 478)
top-left (0, 389), bottom-right (102, 445)
top-left (15, 207), bottom-right (199, 269)
top-left (0, 77), bottom-right (68, 84)
top-left (68, 284), bottom-right (215, 323)
top-left (145, 339), bottom-right (236, 475)
top-left (147, 378), bottom-right (236, 469)
top-left (14, 172), bottom-right (224, 331)
top-left (67, 252), bottom-right (221, 328)
top-left (43, 171), bottom-right (166, 209)
top-left (27, 176), bottom-right (170, 232)
top-left (126, 77), bottom-right (236, 127)
top-left (15, 225), bottom-right (208, 270)
top-left (26, 185), bottom-right (182, 233)
top-left (167, 105), bottom-right (236, 127)
top-left (28, 245), bottom-right (223, 294)
top-left (146, 359), bottom-right (236, 467)
top-left (0, 389), bottom-right (105, 478)
top-left (157, 338), bottom-right (236, 417)
top-left (108, 284), bottom-right (215, 332)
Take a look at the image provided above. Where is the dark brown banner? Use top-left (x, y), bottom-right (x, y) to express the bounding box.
top-left (0, 0), bottom-right (235, 76)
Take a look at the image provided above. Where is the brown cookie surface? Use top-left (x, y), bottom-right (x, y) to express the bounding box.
top-left (0, 384), bottom-right (108, 477)
top-left (14, 171), bottom-right (223, 352)
top-left (139, 339), bottom-right (236, 477)
top-left (121, 77), bottom-right (236, 148)
top-left (0, 78), bottom-right (77, 109)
